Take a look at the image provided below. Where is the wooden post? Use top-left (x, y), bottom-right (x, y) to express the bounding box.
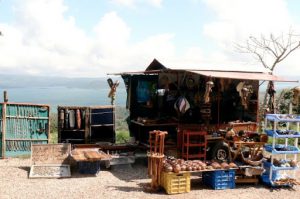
top-left (2, 91), bottom-right (7, 158)
top-left (4, 91), bottom-right (8, 102)
top-left (47, 106), bottom-right (51, 144)
top-left (85, 107), bottom-right (90, 144)
top-left (57, 107), bottom-right (61, 143)
top-left (113, 105), bottom-right (116, 143)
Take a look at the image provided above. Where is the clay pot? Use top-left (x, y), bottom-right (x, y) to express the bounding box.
top-left (290, 160), bottom-right (297, 167)
top-left (173, 164), bottom-right (181, 173)
top-left (260, 134), bottom-right (268, 143)
top-left (164, 165), bottom-right (173, 172)
top-left (211, 162), bottom-right (221, 169)
top-left (221, 162), bottom-right (230, 169)
top-left (187, 166), bottom-right (193, 171)
top-left (199, 162), bottom-right (206, 168)
top-left (181, 164), bottom-right (187, 171)
top-left (178, 159), bottom-right (185, 164)
top-left (229, 162), bottom-right (238, 168)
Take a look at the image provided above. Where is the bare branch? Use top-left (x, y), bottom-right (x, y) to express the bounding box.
top-left (277, 41), bottom-right (300, 63)
top-left (253, 50), bottom-right (270, 70)
top-left (237, 30), bottom-right (300, 73)
top-left (238, 29), bottom-right (300, 115)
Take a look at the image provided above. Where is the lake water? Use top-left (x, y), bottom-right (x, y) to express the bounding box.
top-left (1, 87), bottom-right (127, 112)
top-left (1, 81), bottom-right (296, 112)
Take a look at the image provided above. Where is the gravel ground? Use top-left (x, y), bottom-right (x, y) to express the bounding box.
top-left (0, 158), bottom-right (299, 199)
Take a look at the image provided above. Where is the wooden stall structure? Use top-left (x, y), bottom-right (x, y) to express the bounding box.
top-left (58, 105), bottom-right (115, 144)
top-left (112, 59), bottom-right (295, 160)
top-left (0, 100), bottom-right (50, 158)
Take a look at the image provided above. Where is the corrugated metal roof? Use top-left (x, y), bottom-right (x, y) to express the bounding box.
top-left (189, 70), bottom-right (297, 82)
top-left (108, 59), bottom-right (297, 82)
top-left (110, 69), bottom-right (297, 82)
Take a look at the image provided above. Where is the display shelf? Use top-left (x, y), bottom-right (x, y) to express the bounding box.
top-left (263, 114), bottom-right (299, 187)
top-left (263, 161), bottom-right (298, 171)
top-left (90, 124), bottom-right (114, 127)
top-left (57, 106), bottom-right (116, 144)
top-left (264, 129), bottom-right (300, 138)
top-left (261, 161), bottom-right (297, 187)
top-left (264, 144), bottom-right (300, 154)
top-left (271, 165), bottom-right (298, 171)
top-left (181, 153), bottom-right (206, 159)
top-left (181, 130), bottom-right (207, 160)
top-left (265, 114), bottom-right (300, 122)
top-left (182, 143), bottom-right (206, 147)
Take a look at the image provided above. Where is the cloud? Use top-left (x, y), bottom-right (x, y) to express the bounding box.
top-left (147, 0), bottom-right (163, 7)
top-left (203, 0), bottom-right (292, 47)
top-left (1, 0), bottom-right (299, 78)
top-left (110, 0), bottom-right (135, 8)
top-left (201, 0), bottom-right (300, 75)
top-left (110, 0), bottom-right (163, 8)
top-left (0, 0), bottom-right (92, 75)
top-left (0, 0), bottom-right (172, 77)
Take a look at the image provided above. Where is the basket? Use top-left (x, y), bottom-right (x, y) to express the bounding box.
top-left (202, 170), bottom-right (236, 190)
top-left (160, 172), bottom-right (190, 194)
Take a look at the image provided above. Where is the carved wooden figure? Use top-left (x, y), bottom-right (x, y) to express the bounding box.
top-left (107, 78), bottom-right (120, 105)
top-left (204, 81), bottom-right (214, 104)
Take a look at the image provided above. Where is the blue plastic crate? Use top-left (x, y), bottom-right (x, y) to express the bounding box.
top-left (78, 161), bottom-right (101, 175)
top-left (261, 174), bottom-right (278, 186)
top-left (202, 170), bottom-right (235, 190)
top-left (261, 161), bottom-right (280, 186)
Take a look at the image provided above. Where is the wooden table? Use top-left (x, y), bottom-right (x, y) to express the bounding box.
top-left (131, 120), bottom-right (178, 144)
top-left (71, 148), bottom-right (111, 162)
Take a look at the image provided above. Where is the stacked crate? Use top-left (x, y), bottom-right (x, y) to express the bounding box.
top-left (202, 170), bottom-right (236, 190)
top-left (78, 161), bottom-right (101, 175)
top-left (160, 172), bottom-right (191, 194)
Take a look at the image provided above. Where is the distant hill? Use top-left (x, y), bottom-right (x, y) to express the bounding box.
top-left (0, 74), bottom-right (124, 89)
top-left (0, 73), bottom-right (298, 90)
top-left (0, 73), bottom-right (298, 112)
top-left (0, 74), bottom-right (126, 108)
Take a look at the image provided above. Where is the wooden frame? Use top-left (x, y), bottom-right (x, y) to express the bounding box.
top-left (1, 101), bottom-right (50, 158)
top-left (29, 164), bottom-right (71, 178)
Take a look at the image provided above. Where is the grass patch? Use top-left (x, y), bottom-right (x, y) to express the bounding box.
top-left (47, 127), bottom-right (130, 144)
top-left (116, 130), bottom-right (130, 143)
top-left (49, 113), bottom-right (58, 144)
top-left (14, 154), bottom-right (31, 159)
top-left (50, 131), bottom-right (58, 144)
top-left (267, 137), bottom-right (299, 145)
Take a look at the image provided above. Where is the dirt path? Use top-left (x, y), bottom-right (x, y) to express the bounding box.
top-left (0, 158), bottom-right (299, 199)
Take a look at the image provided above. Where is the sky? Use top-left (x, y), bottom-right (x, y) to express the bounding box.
top-left (0, 0), bottom-right (300, 77)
